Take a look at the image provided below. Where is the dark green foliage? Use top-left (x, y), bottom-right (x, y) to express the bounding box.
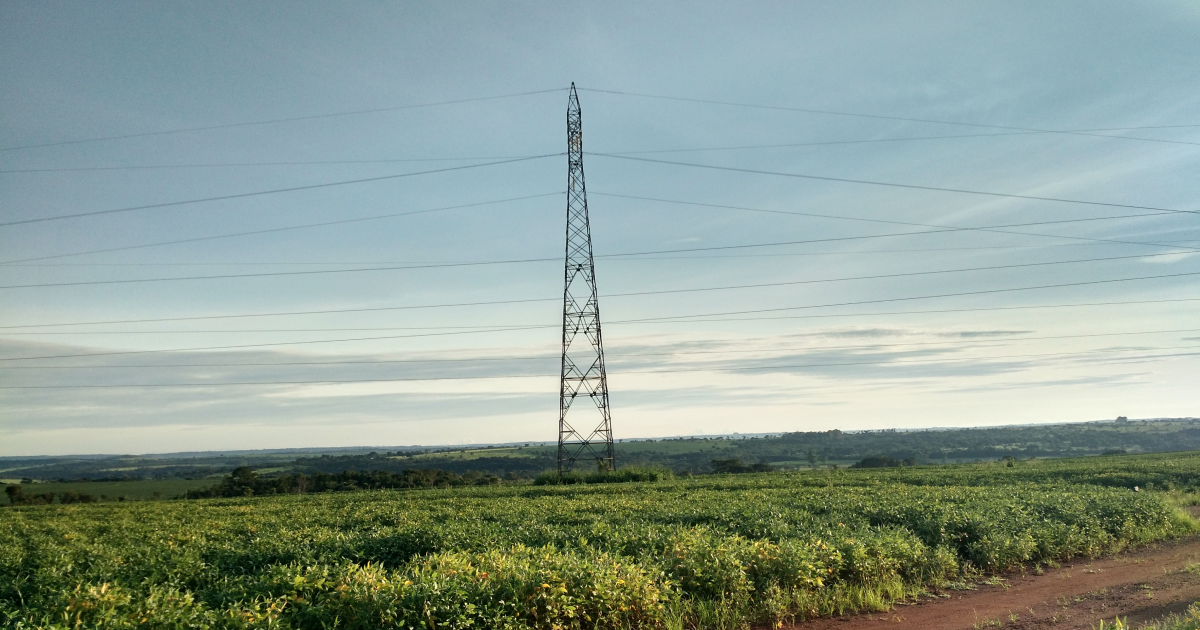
top-left (183, 467), bottom-right (500, 499)
top-left (3, 486), bottom-right (56, 506)
top-left (711, 458), bottom-right (774, 473)
top-left (57, 491), bottom-right (98, 504)
top-left (532, 466), bottom-right (675, 485)
top-left (296, 452), bottom-right (554, 478)
top-left (852, 455), bottom-right (916, 468)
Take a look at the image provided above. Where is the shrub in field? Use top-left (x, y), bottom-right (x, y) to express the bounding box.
top-left (533, 466), bottom-right (674, 485)
top-left (710, 458), bottom-right (774, 474)
top-left (233, 546), bottom-right (672, 630)
top-left (184, 467), bottom-right (501, 499)
top-left (3, 486), bottom-right (56, 506)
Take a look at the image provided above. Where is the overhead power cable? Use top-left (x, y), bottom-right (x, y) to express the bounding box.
top-left (2, 295), bottom-right (1195, 332)
top-left (2, 243), bottom-right (1181, 266)
top-left (0, 249), bottom-right (1189, 300)
top-left (651, 297), bottom-right (1200, 325)
top-left (0, 257), bottom-right (559, 289)
top-left (0, 192), bottom-right (562, 265)
top-left (2, 218), bottom-right (1196, 290)
top-left (591, 154), bottom-right (1200, 217)
top-left (6, 327), bottom-right (1197, 370)
top-left (4, 271), bottom-right (1198, 362)
top-left (7, 120), bottom-right (1195, 175)
top-left (3, 345), bottom-right (1196, 389)
top-left (0, 154), bottom-right (559, 228)
top-left (0, 326), bottom-right (559, 362)
top-left (0, 298), bottom-right (559, 329)
top-left (601, 130), bottom-right (1200, 155)
top-left (0, 88), bottom-right (566, 152)
top-left (591, 192), bottom-right (1198, 253)
top-left (579, 88), bottom-right (1200, 147)
top-left (0, 154), bottom-right (552, 174)
top-left (617, 270), bottom-right (1200, 324)
top-left (2, 324), bottom-right (529, 335)
top-left (9, 173), bottom-right (1193, 266)
top-left (7, 123), bottom-right (1195, 175)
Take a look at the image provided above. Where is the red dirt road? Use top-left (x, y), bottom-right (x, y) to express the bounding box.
top-left (792, 527), bottom-right (1200, 629)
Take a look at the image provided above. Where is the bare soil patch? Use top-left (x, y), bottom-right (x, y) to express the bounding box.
top-left (788, 532), bottom-right (1200, 630)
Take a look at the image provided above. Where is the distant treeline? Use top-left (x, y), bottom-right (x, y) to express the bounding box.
top-left (532, 466), bottom-right (675, 485)
top-left (294, 451), bottom-right (553, 477)
top-left (709, 458), bottom-right (774, 474)
top-left (615, 420), bottom-right (1200, 473)
top-left (5, 418), bottom-right (1198, 484)
top-left (182, 466), bottom-right (503, 499)
top-left (186, 465), bottom-right (681, 498)
top-left (4, 486), bottom-right (128, 506)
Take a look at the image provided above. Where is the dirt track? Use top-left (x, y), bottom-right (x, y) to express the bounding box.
top-left (791, 511), bottom-right (1200, 630)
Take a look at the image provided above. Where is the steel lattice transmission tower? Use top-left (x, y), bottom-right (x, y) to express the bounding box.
top-left (557, 84), bottom-right (614, 474)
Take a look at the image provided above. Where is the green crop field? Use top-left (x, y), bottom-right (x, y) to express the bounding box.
top-left (0, 478), bottom-right (219, 502)
top-left (3, 452), bottom-right (1199, 630)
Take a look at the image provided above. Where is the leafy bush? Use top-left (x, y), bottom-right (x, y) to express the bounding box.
top-left (184, 466), bottom-right (500, 499)
top-left (533, 466), bottom-right (674, 485)
top-left (710, 458), bottom-right (773, 473)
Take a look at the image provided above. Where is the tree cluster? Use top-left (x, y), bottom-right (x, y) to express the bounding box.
top-left (709, 458), bottom-right (774, 474)
top-left (183, 466), bottom-right (501, 499)
top-left (850, 455), bottom-right (916, 468)
top-left (4, 485), bottom-right (114, 506)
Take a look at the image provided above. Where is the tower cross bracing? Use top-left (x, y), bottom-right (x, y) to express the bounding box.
top-left (557, 83), bottom-right (614, 474)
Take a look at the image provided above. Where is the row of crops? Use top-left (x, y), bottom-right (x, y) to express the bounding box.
top-left (2, 452), bottom-right (1198, 629)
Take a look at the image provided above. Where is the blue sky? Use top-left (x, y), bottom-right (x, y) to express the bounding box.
top-left (1, 1), bottom-right (1198, 455)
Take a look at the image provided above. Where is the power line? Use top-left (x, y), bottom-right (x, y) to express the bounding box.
top-left (4, 271), bottom-right (1198, 362)
top-left (3, 123), bottom-right (1191, 175)
top-left (0, 325), bottom-right (558, 362)
top-left (3, 224), bottom-right (1195, 291)
top-left (645, 297), bottom-right (1200, 325)
top-left (592, 192), bottom-right (1199, 252)
top-left (611, 242), bottom-right (1200, 262)
top-left (8, 176), bottom-right (1193, 266)
top-left (4, 266), bottom-right (1198, 332)
top-left (11, 242), bottom-right (1200, 266)
top-left (5, 125), bottom-right (1191, 176)
top-left (0, 298), bottom-right (558, 329)
top-left (1, 325), bottom-right (530, 335)
top-left (0, 88), bottom-right (567, 152)
top-left (0, 192), bottom-right (562, 265)
top-left (0, 257), bottom-right (558, 290)
top-left (617, 270), bottom-right (1200, 324)
top-left (0, 155), bottom-right (552, 174)
top-left (7, 327), bottom-right (1197, 370)
top-left (579, 87), bottom-right (1200, 147)
top-left (605, 252), bottom-right (1196, 300)
top-left (14, 240), bottom-right (1200, 264)
top-left (1, 249), bottom-right (1188, 303)
top-left (591, 154), bottom-right (1200, 217)
top-left (4, 344), bottom-right (1196, 389)
top-left (0, 154), bottom-right (560, 228)
top-left (13, 296), bottom-right (1189, 332)
top-left (0, 356), bottom-right (558, 369)
top-left (601, 130), bottom-right (1200, 155)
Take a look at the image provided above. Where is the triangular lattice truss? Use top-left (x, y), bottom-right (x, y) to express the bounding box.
top-left (558, 84), bottom-right (614, 474)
